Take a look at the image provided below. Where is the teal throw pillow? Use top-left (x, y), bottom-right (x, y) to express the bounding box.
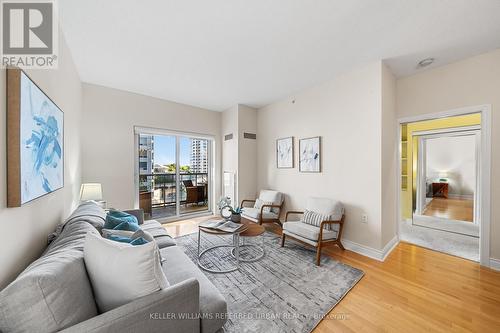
top-left (105, 210), bottom-right (139, 230)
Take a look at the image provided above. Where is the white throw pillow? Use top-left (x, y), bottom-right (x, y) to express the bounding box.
top-left (254, 198), bottom-right (272, 213)
top-left (83, 233), bottom-right (169, 312)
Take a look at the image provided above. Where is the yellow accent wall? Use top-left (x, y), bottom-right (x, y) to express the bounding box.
top-left (401, 113), bottom-right (481, 219)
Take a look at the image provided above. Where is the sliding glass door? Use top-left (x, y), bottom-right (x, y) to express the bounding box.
top-left (136, 129), bottom-right (211, 221)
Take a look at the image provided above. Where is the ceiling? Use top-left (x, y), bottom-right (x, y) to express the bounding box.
top-left (59, 0), bottom-right (500, 111)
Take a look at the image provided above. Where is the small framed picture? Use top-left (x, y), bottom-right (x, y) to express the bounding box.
top-left (299, 136), bottom-right (321, 172)
top-left (276, 137), bottom-right (294, 168)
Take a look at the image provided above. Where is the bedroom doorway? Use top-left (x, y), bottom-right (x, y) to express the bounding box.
top-left (397, 109), bottom-right (490, 263)
top-left (412, 129), bottom-right (480, 237)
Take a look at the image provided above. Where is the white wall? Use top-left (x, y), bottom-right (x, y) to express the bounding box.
top-left (221, 106), bottom-right (239, 204)
top-left (81, 84), bottom-right (222, 211)
top-left (237, 105), bottom-right (258, 203)
top-left (381, 63), bottom-right (398, 247)
top-left (221, 104), bottom-right (258, 206)
top-left (397, 48), bottom-right (500, 260)
top-left (257, 62), bottom-right (389, 250)
top-left (425, 135), bottom-right (476, 197)
top-left (0, 33), bottom-right (83, 288)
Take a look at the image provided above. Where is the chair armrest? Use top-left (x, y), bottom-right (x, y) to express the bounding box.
top-left (318, 216), bottom-right (345, 242)
top-left (320, 220), bottom-right (342, 227)
top-left (285, 211), bottom-right (304, 221)
top-left (240, 199), bottom-right (256, 208)
top-left (61, 278), bottom-right (200, 333)
top-left (124, 209), bottom-right (145, 225)
top-left (260, 204), bottom-right (283, 215)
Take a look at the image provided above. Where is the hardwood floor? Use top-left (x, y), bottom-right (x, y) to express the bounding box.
top-left (423, 197), bottom-right (474, 222)
top-left (162, 216), bottom-right (500, 332)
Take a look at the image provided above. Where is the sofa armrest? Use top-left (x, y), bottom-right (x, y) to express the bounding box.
top-left (61, 278), bottom-right (200, 333)
top-left (124, 209), bottom-right (145, 224)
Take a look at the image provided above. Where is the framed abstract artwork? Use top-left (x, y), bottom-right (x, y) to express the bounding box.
top-left (276, 137), bottom-right (294, 168)
top-left (7, 69), bottom-right (64, 207)
top-left (299, 136), bottom-right (321, 172)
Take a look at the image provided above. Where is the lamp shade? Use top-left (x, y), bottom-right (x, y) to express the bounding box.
top-left (80, 183), bottom-right (103, 201)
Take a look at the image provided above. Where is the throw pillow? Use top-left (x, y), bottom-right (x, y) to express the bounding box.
top-left (104, 210), bottom-right (139, 229)
top-left (102, 229), bottom-right (154, 246)
top-left (83, 233), bottom-right (169, 312)
top-left (302, 209), bottom-right (333, 230)
top-left (254, 198), bottom-right (272, 213)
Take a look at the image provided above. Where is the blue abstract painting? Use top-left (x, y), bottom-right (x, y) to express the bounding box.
top-left (20, 72), bottom-right (63, 204)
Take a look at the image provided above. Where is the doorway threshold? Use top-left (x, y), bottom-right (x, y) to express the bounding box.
top-left (156, 210), bottom-right (213, 224)
top-left (412, 214), bottom-right (479, 237)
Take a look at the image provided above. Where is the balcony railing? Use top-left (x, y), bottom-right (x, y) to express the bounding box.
top-left (138, 172), bottom-right (208, 218)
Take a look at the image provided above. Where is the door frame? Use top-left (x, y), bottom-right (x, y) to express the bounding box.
top-left (133, 126), bottom-right (215, 222)
top-left (396, 105), bottom-right (491, 267)
top-left (413, 128), bottom-right (480, 223)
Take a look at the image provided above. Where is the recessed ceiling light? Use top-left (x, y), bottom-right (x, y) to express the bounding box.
top-left (417, 58), bottom-right (435, 68)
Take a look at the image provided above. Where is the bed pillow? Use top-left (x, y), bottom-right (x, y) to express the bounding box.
top-left (83, 233), bottom-right (169, 312)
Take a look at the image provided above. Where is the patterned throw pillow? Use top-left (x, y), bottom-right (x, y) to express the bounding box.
top-left (254, 198), bottom-right (273, 213)
top-left (302, 209), bottom-right (333, 230)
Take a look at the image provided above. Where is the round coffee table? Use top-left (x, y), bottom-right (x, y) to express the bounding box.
top-left (230, 223), bottom-right (265, 262)
top-left (197, 220), bottom-right (249, 273)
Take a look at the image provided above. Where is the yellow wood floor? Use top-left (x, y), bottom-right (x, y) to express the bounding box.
top-left (423, 197), bottom-right (474, 222)
top-left (164, 216), bottom-right (500, 333)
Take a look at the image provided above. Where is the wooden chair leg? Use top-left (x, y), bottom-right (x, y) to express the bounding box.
top-left (316, 242), bottom-right (322, 266)
top-left (337, 240), bottom-right (345, 251)
top-left (281, 233), bottom-right (286, 247)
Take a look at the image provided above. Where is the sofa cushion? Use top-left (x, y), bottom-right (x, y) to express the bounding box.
top-left (242, 207), bottom-right (278, 221)
top-left (84, 233), bottom-right (169, 313)
top-left (141, 220), bottom-right (177, 248)
top-left (0, 218), bottom-right (100, 333)
top-left (283, 221), bottom-right (338, 241)
top-left (161, 246), bottom-right (227, 333)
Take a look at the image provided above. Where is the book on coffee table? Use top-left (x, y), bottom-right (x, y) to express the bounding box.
top-left (199, 220), bottom-right (244, 233)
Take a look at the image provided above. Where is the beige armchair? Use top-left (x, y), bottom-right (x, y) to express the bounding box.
top-left (240, 190), bottom-right (284, 225)
top-left (281, 197), bottom-right (345, 266)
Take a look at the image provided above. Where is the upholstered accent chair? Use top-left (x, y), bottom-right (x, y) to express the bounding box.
top-left (281, 197), bottom-right (345, 266)
top-left (240, 190), bottom-right (284, 225)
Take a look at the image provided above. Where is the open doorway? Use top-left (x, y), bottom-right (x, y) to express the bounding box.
top-left (399, 112), bottom-right (482, 262)
top-left (412, 129), bottom-right (480, 237)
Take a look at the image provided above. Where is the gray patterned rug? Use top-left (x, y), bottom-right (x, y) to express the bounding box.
top-left (175, 231), bottom-right (364, 333)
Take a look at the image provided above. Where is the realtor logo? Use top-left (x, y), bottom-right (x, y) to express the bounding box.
top-left (1, 0), bottom-right (58, 68)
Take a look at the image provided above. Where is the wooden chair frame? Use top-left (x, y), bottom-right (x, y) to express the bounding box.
top-left (240, 199), bottom-right (284, 226)
top-left (281, 211), bottom-right (345, 266)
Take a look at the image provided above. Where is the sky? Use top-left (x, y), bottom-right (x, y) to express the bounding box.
top-left (153, 135), bottom-right (191, 166)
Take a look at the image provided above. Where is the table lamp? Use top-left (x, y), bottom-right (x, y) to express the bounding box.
top-left (80, 183), bottom-right (105, 208)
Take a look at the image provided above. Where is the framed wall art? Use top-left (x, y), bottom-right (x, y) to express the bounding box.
top-left (299, 136), bottom-right (321, 172)
top-left (276, 136), bottom-right (294, 168)
top-left (7, 68), bottom-right (64, 207)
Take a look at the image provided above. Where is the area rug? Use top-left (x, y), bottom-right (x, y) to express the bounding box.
top-left (175, 231), bottom-right (364, 333)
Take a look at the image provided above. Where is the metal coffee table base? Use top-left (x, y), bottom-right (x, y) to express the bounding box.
top-left (197, 232), bottom-right (240, 274)
top-left (230, 244), bottom-right (265, 262)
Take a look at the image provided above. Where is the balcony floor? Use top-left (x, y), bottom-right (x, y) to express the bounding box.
top-left (151, 203), bottom-right (209, 220)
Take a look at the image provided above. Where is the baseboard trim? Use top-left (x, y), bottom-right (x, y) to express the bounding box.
top-left (342, 236), bottom-right (399, 262)
top-left (490, 258), bottom-right (500, 271)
